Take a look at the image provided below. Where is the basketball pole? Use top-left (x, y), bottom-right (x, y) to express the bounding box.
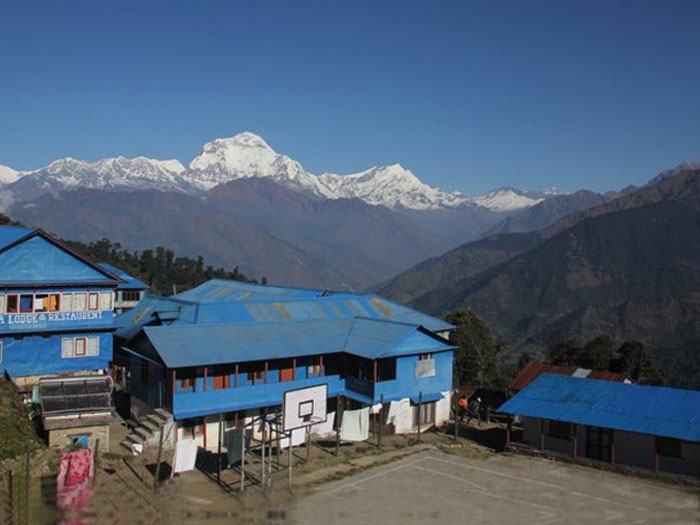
top-left (306, 425), bottom-right (311, 462)
top-left (217, 412), bottom-right (222, 486)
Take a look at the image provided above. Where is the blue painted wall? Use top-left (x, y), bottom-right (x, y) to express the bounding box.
top-left (161, 350), bottom-right (453, 420)
top-left (0, 332), bottom-right (112, 376)
top-left (174, 374), bottom-right (344, 419)
top-left (0, 236), bottom-right (113, 284)
top-left (129, 354), bottom-right (166, 409)
top-left (374, 351), bottom-right (453, 402)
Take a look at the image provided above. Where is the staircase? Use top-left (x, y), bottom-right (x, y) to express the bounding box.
top-left (120, 408), bottom-right (174, 455)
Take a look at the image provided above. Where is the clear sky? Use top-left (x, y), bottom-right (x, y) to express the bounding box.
top-left (1, 1), bottom-right (699, 195)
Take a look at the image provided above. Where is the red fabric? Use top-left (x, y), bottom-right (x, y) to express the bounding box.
top-left (57, 449), bottom-right (94, 511)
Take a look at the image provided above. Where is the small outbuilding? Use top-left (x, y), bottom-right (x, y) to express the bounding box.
top-left (498, 374), bottom-right (700, 479)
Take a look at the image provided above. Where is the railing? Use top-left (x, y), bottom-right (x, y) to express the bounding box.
top-left (344, 376), bottom-right (374, 398)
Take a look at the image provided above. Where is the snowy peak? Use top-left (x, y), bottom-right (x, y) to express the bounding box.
top-left (473, 187), bottom-right (544, 212)
top-left (0, 165), bottom-right (23, 185)
top-left (186, 132), bottom-right (330, 196)
top-left (320, 164), bottom-right (469, 210)
top-left (0, 132), bottom-right (559, 212)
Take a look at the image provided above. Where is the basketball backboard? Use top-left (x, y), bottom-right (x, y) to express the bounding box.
top-left (283, 383), bottom-right (328, 431)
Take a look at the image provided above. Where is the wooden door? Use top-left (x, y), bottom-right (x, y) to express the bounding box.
top-left (585, 426), bottom-right (613, 461)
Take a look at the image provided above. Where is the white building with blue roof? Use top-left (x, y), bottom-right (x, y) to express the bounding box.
top-left (116, 279), bottom-right (457, 451)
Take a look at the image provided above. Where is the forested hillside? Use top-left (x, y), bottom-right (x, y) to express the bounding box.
top-left (0, 213), bottom-right (250, 296)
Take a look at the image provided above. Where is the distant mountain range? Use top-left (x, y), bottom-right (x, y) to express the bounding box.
top-left (0, 132), bottom-right (554, 211)
top-left (0, 132), bottom-right (595, 288)
top-left (376, 168), bottom-right (700, 388)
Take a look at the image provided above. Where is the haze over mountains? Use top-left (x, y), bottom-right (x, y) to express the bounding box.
top-left (0, 132), bottom-right (591, 289)
top-left (376, 168), bottom-right (700, 388)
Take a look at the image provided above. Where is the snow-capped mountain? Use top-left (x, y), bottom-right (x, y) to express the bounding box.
top-left (0, 132), bottom-right (549, 212)
top-left (2, 156), bottom-right (190, 202)
top-left (185, 132), bottom-right (329, 197)
top-left (319, 164), bottom-right (470, 210)
top-left (472, 187), bottom-right (545, 212)
top-left (0, 165), bottom-right (23, 184)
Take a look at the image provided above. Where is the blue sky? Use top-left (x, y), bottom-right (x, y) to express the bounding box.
top-left (1, 1), bottom-right (699, 195)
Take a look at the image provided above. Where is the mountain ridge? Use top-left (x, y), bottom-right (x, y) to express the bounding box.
top-left (0, 131), bottom-right (561, 213)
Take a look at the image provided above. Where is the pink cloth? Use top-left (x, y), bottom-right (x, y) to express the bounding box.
top-left (57, 449), bottom-right (94, 511)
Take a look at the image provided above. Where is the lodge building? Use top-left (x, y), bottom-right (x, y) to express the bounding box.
top-left (116, 279), bottom-right (456, 450)
top-left (0, 226), bottom-right (122, 449)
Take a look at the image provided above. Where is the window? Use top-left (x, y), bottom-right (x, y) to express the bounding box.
top-left (0, 295), bottom-right (4, 314)
top-left (48, 293), bottom-right (60, 312)
top-left (122, 291), bottom-right (141, 302)
top-left (6, 295), bottom-right (18, 313)
top-left (74, 338), bottom-right (86, 356)
top-left (656, 436), bottom-right (682, 458)
top-left (98, 292), bottom-right (112, 311)
top-left (377, 358), bottom-right (397, 381)
top-left (88, 292), bottom-right (99, 311)
top-left (19, 295), bottom-right (33, 313)
top-left (419, 353), bottom-right (433, 361)
top-left (547, 420), bottom-right (572, 440)
top-left (34, 293), bottom-right (60, 312)
top-left (34, 294), bottom-right (48, 312)
top-left (61, 336), bottom-right (99, 358)
top-left (61, 293), bottom-right (74, 312)
top-left (73, 293), bottom-right (87, 311)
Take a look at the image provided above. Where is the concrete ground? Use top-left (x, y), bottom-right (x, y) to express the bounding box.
top-left (291, 451), bottom-right (700, 524)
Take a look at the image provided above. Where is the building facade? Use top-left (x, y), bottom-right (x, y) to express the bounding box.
top-left (98, 263), bottom-right (148, 314)
top-left (117, 279), bottom-right (456, 450)
top-left (0, 227), bottom-right (121, 391)
top-left (499, 374), bottom-right (700, 479)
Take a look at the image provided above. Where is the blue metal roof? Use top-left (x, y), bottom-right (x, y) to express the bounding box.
top-left (0, 226), bottom-right (34, 250)
top-left (141, 317), bottom-right (455, 368)
top-left (115, 283), bottom-right (453, 338)
top-left (410, 392), bottom-right (444, 404)
top-left (174, 279), bottom-right (324, 302)
top-left (498, 374), bottom-right (700, 443)
top-left (97, 263), bottom-right (148, 290)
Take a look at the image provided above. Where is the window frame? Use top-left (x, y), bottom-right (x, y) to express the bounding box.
top-left (19, 294), bottom-right (33, 313)
top-left (74, 337), bottom-right (87, 357)
top-left (88, 292), bottom-right (99, 311)
top-left (6, 294), bottom-right (18, 313)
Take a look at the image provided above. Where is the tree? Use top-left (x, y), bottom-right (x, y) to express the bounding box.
top-left (610, 341), bottom-right (669, 386)
top-left (445, 309), bottom-right (506, 389)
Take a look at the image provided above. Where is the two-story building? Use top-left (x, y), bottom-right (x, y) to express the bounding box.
top-left (116, 279), bottom-right (456, 450)
top-left (97, 263), bottom-right (148, 314)
top-left (0, 226), bottom-right (121, 449)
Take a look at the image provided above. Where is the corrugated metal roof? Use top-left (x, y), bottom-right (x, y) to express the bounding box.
top-left (498, 374), bottom-right (700, 442)
top-left (509, 361), bottom-right (628, 392)
top-left (115, 280), bottom-right (454, 338)
top-left (142, 317), bottom-right (456, 368)
top-left (0, 226), bottom-right (34, 250)
top-left (97, 263), bottom-right (148, 290)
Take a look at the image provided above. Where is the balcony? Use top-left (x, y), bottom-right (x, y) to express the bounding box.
top-left (344, 375), bottom-right (374, 399)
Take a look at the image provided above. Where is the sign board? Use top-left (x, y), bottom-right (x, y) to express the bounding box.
top-left (283, 383), bottom-right (328, 432)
